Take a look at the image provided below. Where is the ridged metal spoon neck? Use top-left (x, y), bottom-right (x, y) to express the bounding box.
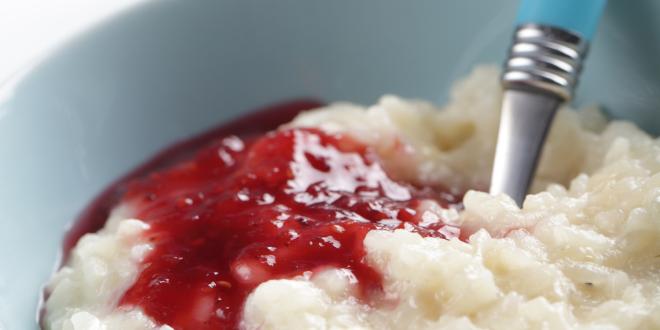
top-left (490, 24), bottom-right (589, 206)
top-left (502, 24), bottom-right (588, 101)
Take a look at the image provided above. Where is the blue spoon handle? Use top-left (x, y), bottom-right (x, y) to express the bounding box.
top-left (516, 0), bottom-right (607, 40)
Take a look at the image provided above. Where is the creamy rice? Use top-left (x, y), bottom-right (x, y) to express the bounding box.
top-left (43, 207), bottom-right (170, 330)
top-left (45, 66), bottom-right (660, 329)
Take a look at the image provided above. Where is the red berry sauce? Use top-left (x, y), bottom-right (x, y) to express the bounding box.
top-left (61, 100), bottom-right (463, 330)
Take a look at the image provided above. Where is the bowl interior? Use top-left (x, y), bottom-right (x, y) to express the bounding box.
top-left (1, 1), bottom-right (659, 328)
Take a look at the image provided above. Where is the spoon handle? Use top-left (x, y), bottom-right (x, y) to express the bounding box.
top-left (517, 0), bottom-right (607, 41)
top-left (490, 0), bottom-right (607, 206)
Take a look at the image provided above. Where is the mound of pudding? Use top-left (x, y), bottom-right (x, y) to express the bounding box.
top-left (44, 67), bottom-right (660, 330)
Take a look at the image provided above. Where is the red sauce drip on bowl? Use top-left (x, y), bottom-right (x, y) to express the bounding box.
top-left (58, 100), bottom-right (462, 330)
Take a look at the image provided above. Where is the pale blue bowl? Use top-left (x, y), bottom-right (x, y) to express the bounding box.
top-left (1, 1), bottom-right (659, 329)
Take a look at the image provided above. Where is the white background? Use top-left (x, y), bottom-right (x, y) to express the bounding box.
top-left (0, 0), bottom-right (147, 84)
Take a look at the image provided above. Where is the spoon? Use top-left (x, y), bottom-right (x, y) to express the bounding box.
top-left (490, 0), bottom-right (607, 206)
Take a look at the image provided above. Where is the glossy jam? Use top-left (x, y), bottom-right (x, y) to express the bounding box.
top-left (55, 100), bottom-right (462, 329)
top-left (116, 127), bottom-right (461, 329)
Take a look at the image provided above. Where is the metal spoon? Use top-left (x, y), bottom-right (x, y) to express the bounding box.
top-left (490, 0), bottom-right (607, 206)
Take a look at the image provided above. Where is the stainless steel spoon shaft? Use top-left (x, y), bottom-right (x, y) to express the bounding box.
top-left (490, 90), bottom-right (560, 204)
top-left (490, 24), bottom-right (588, 206)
